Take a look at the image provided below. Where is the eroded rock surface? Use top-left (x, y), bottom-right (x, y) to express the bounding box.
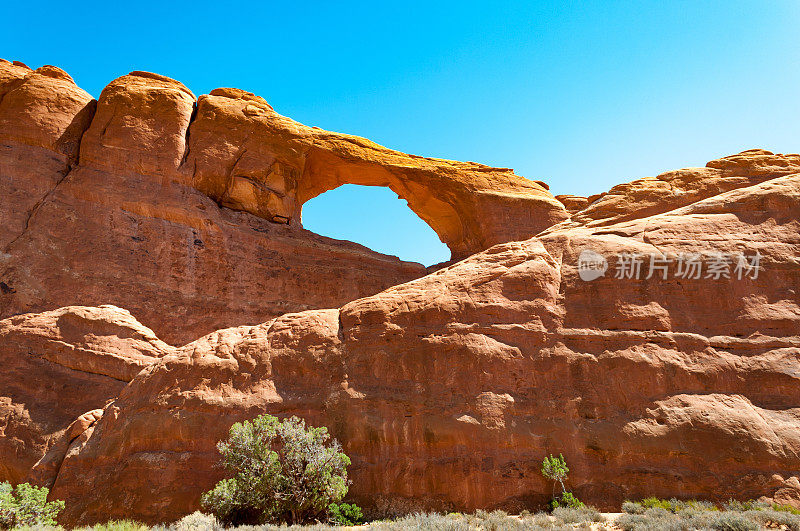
top-left (0, 60), bottom-right (798, 526)
top-left (562, 149), bottom-right (800, 228)
top-left (0, 305), bottom-right (172, 486)
top-left (0, 63), bottom-right (566, 344)
top-left (49, 173), bottom-right (800, 524)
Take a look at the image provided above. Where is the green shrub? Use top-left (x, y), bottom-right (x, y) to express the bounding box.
top-left (626, 497), bottom-right (718, 515)
top-left (722, 499), bottom-right (763, 512)
top-left (548, 491), bottom-right (584, 510)
top-left (772, 503), bottom-right (800, 515)
top-left (0, 482), bottom-right (65, 529)
top-left (201, 414), bottom-right (351, 526)
top-left (639, 497), bottom-right (675, 512)
top-left (327, 502), bottom-right (363, 526)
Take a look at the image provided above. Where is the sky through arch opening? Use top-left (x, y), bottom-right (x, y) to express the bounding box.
top-left (301, 184), bottom-right (451, 267)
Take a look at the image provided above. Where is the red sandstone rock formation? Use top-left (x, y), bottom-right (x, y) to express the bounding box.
top-left (0, 61), bottom-right (566, 345)
top-left (554, 194), bottom-right (589, 213)
top-left (0, 60), bottom-right (799, 526)
top-left (0, 305), bottom-right (172, 485)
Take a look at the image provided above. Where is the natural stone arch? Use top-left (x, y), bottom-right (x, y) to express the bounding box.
top-left (295, 147), bottom-right (465, 257)
top-left (84, 73), bottom-right (569, 261)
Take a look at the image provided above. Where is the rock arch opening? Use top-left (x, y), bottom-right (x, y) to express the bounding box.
top-left (302, 184), bottom-right (451, 267)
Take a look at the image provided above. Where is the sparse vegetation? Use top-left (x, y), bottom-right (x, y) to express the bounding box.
top-left (2, 476), bottom-right (797, 531)
top-left (368, 508), bottom-right (600, 530)
top-left (77, 521), bottom-right (150, 531)
top-left (619, 497), bottom-right (800, 530)
top-left (4, 502), bottom-right (800, 530)
top-left (623, 497), bottom-right (718, 514)
top-left (0, 482), bottom-right (65, 530)
top-left (200, 415), bottom-right (353, 526)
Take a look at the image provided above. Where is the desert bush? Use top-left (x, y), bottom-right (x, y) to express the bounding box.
top-left (524, 512), bottom-right (556, 528)
top-left (625, 497), bottom-right (719, 515)
top-left (0, 482), bottom-right (65, 529)
top-left (744, 508), bottom-right (800, 530)
top-left (231, 524), bottom-right (338, 531)
top-left (618, 506), bottom-right (724, 531)
top-left (549, 491), bottom-right (584, 510)
top-left (708, 512), bottom-right (758, 531)
top-left (233, 524), bottom-right (339, 531)
top-left (616, 511), bottom-right (680, 531)
top-left (368, 512), bottom-right (473, 530)
top-left (682, 500), bottom-right (718, 512)
top-left (473, 509), bottom-right (527, 531)
top-left (76, 521), bottom-right (149, 531)
top-left (169, 512), bottom-right (222, 531)
top-left (772, 503), bottom-right (800, 515)
top-left (622, 501), bottom-right (645, 514)
top-left (618, 504), bottom-right (800, 531)
top-left (201, 414), bottom-right (351, 526)
top-left (551, 506), bottom-right (603, 524)
top-left (722, 499), bottom-right (764, 512)
top-left (327, 502), bottom-right (363, 526)
top-left (367, 510), bottom-right (580, 531)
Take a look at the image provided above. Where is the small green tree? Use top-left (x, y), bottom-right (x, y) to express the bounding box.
top-left (541, 454), bottom-right (583, 509)
top-left (201, 414), bottom-right (351, 526)
top-left (541, 454), bottom-right (569, 496)
top-left (0, 481), bottom-right (65, 529)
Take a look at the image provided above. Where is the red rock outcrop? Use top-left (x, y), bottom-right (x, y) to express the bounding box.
top-left (47, 166), bottom-right (800, 525)
top-left (0, 62), bottom-right (566, 344)
top-left (0, 60), bottom-right (798, 526)
top-left (0, 61), bottom-right (95, 250)
top-left (0, 305), bottom-right (172, 486)
top-left (561, 149), bottom-right (800, 229)
top-left (555, 194), bottom-right (589, 213)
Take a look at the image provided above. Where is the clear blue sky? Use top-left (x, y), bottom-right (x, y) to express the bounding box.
top-left (4, 1), bottom-right (799, 265)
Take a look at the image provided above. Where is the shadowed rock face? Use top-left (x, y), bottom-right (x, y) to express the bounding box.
top-left (0, 59), bottom-right (799, 526)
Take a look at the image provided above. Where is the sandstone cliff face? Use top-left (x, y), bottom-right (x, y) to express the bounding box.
top-left (0, 305), bottom-right (171, 486)
top-left (0, 59), bottom-right (798, 526)
top-left (0, 61), bottom-right (566, 345)
top-left (45, 166), bottom-right (800, 524)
